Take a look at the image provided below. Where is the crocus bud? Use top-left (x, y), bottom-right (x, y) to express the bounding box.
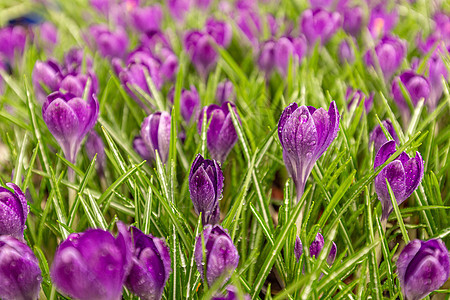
top-left (197, 102), bottom-right (239, 162)
top-left (257, 40), bottom-right (276, 75)
top-left (125, 226), bottom-right (171, 300)
top-left (189, 154), bottom-right (223, 225)
top-left (369, 120), bottom-right (399, 155)
top-left (88, 25), bottom-right (129, 59)
top-left (194, 225), bottom-right (239, 286)
top-left (184, 30), bottom-right (218, 78)
top-left (295, 236), bottom-right (303, 262)
top-left (140, 112), bottom-right (171, 164)
top-left (131, 5), bottom-right (163, 33)
top-left (0, 26), bottom-right (27, 62)
top-left (368, 4), bottom-right (398, 39)
top-left (236, 9), bottom-right (262, 46)
top-left (32, 59), bottom-right (62, 103)
top-left (133, 136), bottom-right (152, 161)
top-left (300, 8), bottom-right (341, 46)
top-left (63, 48), bottom-right (94, 75)
top-left (167, 0), bottom-right (191, 22)
top-left (0, 183), bottom-right (28, 239)
top-left (42, 91), bottom-right (99, 163)
top-left (346, 87), bottom-right (374, 112)
top-left (216, 80), bottom-right (235, 104)
top-left (37, 22), bottom-right (58, 54)
top-left (338, 40), bottom-right (355, 64)
top-left (426, 50), bottom-right (449, 111)
top-left (374, 141), bottom-right (424, 220)
top-left (309, 233), bottom-right (337, 265)
top-left (51, 225), bottom-right (131, 300)
top-left (169, 85), bottom-right (200, 122)
top-left (397, 239), bottom-right (450, 300)
top-left (212, 286), bottom-right (251, 300)
top-left (364, 35), bottom-right (406, 79)
top-left (340, 5), bottom-right (363, 36)
top-left (274, 36), bottom-right (307, 76)
top-left (0, 236), bottom-right (42, 300)
top-left (278, 101), bottom-right (340, 200)
top-left (392, 71), bottom-right (431, 113)
top-left (85, 130), bottom-right (106, 175)
top-left (206, 18), bottom-right (232, 48)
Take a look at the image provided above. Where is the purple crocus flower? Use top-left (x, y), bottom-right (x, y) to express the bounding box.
top-left (339, 5), bottom-right (363, 36)
top-left (189, 154), bottom-right (224, 225)
top-left (42, 91), bottom-right (99, 163)
top-left (0, 236), bottom-right (42, 300)
top-left (0, 183), bottom-right (28, 239)
top-left (131, 5), bottom-right (163, 33)
top-left (364, 35), bottom-right (406, 79)
top-left (32, 59), bottom-right (63, 103)
top-left (427, 49), bottom-right (449, 110)
top-left (338, 40), bottom-right (355, 64)
top-left (397, 239), bottom-right (450, 300)
top-left (368, 3), bottom-right (398, 39)
top-left (51, 225), bottom-right (132, 300)
top-left (206, 18), bottom-right (232, 48)
top-left (257, 40), bottom-right (276, 75)
top-left (88, 25), bottom-right (129, 59)
top-left (295, 233), bottom-right (337, 265)
top-left (169, 85), bottom-right (200, 122)
top-left (125, 226), bottom-right (171, 300)
top-left (37, 22), bottom-right (58, 54)
top-left (346, 87), bottom-right (374, 112)
top-left (133, 135), bottom-right (152, 161)
top-left (235, 8), bottom-right (262, 46)
top-left (194, 225), bottom-right (239, 286)
top-left (391, 71), bottom-right (431, 111)
top-left (374, 141), bottom-right (424, 220)
top-left (216, 80), bottom-right (235, 104)
top-left (274, 36), bottom-right (308, 76)
top-left (300, 8), bottom-right (341, 46)
top-left (63, 48), bottom-right (94, 75)
top-left (309, 0), bottom-right (333, 9)
top-left (167, 0), bottom-right (191, 22)
top-left (140, 112), bottom-right (171, 164)
top-left (85, 130), bottom-right (106, 175)
top-left (197, 102), bottom-right (239, 162)
top-left (369, 120), bottom-right (399, 155)
top-left (278, 101), bottom-right (340, 200)
top-left (195, 0), bottom-right (211, 10)
top-left (0, 26), bottom-right (27, 62)
top-left (184, 30), bottom-right (218, 78)
top-left (58, 72), bottom-right (99, 99)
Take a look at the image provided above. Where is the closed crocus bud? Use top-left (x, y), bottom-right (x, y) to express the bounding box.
top-left (37, 22), bottom-right (58, 53)
top-left (140, 112), bottom-right (171, 164)
top-left (63, 48), bottom-right (94, 75)
top-left (169, 85), bottom-right (200, 122)
top-left (258, 40), bottom-right (276, 75)
top-left (295, 236), bottom-right (303, 262)
top-left (374, 141), bottom-right (424, 220)
top-left (197, 102), bottom-right (239, 162)
top-left (206, 18), bottom-right (232, 48)
top-left (274, 37), bottom-right (306, 77)
top-left (131, 5), bottom-right (163, 33)
top-left (167, 0), bottom-right (191, 22)
top-left (88, 25), bottom-right (129, 59)
top-left (392, 71), bottom-right (431, 111)
top-left (397, 239), bottom-right (450, 300)
top-left (0, 183), bottom-right (28, 239)
top-left (427, 50), bottom-right (449, 111)
top-left (189, 154), bottom-right (223, 225)
top-left (340, 5), bottom-right (363, 36)
top-left (85, 130), bottom-right (106, 175)
top-left (346, 87), bottom-right (374, 112)
top-left (32, 59), bottom-right (62, 103)
top-left (42, 91), bottom-right (99, 163)
top-left (0, 26), bottom-right (27, 62)
top-left (51, 225), bottom-right (132, 300)
top-left (184, 31), bottom-right (218, 78)
top-left (216, 80), bottom-right (235, 104)
top-left (300, 8), bottom-right (341, 46)
top-left (364, 35), bottom-right (406, 79)
top-left (309, 233), bottom-right (337, 265)
top-left (0, 236), bottom-right (42, 300)
top-left (212, 286), bottom-right (251, 300)
top-left (278, 101), bottom-right (340, 200)
top-left (133, 135), bottom-right (152, 161)
top-left (368, 4), bottom-right (398, 39)
top-left (236, 9), bottom-right (262, 46)
top-left (125, 226), bottom-right (171, 300)
top-left (338, 40), bottom-right (355, 64)
top-left (369, 120), bottom-right (399, 154)
top-left (194, 225), bottom-right (239, 286)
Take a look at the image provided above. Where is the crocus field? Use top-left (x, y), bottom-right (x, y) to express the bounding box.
top-left (0, 0), bottom-right (450, 299)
